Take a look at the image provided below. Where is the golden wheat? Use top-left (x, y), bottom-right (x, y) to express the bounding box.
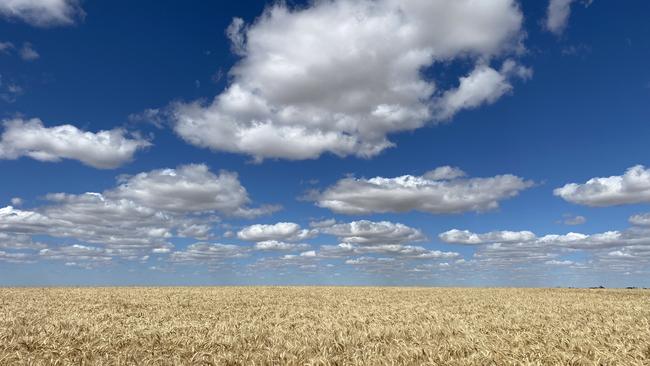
top-left (1, 287), bottom-right (649, 365)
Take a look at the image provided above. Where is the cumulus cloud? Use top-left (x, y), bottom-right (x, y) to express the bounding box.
top-left (439, 229), bottom-right (536, 244)
top-left (629, 213), bottom-right (650, 227)
top-left (0, 0), bottom-right (84, 27)
top-left (169, 243), bottom-right (249, 264)
top-left (311, 167), bottom-right (533, 215)
top-left (320, 220), bottom-right (425, 245)
top-left (254, 240), bottom-right (311, 252)
top-left (0, 232), bottom-right (46, 250)
top-left (172, 0), bottom-right (528, 161)
top-left (554, 165), bottom-right (650, 206)
top-left (110, 164), bottom-right (278, 217)
top-left (0, 164), bottom-right (276, 264)
top-left (0, 118), bottom-right (150, 169)
top-left (440, 221), bottom-right (650, 270)
top-left (237, 222), bottom-right (316, 242)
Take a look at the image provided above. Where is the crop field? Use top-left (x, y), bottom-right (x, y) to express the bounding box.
top-left (1, 287), bottom-right (649, 365)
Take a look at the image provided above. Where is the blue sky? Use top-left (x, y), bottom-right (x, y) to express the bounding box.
top-left (0, 0), bottom-right (649, 286)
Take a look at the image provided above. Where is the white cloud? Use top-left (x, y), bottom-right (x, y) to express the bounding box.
top-left (172, 0), bottom-right (527, 161)
top-left (320, 220), bottom-right (425, 245)
top-left (436, 61), bottom-right (531, 119)
top-left (0, 164), bottom-right (276, 263)
top-left (19, 42), bottom-right (39, 61)
top-left (440, 225), bottom-right (650, 269)
top-left (39, 244), bottom-right (112, 265)
top-left (554, 165), bottom-right (650, 206)
top-left (0, 232), bottom-right (46, 250)
top-left (0, 0), bottom-right (84, 27)
top-left (254, 240), bottom-right (311, 252)
top-left (562, 214), bottom-right (586, 226)
top-left (110, 164), bottom-right (277, 217)
top-left (545, 0), bottom-right (593, 35)
top-left (630, 213), bottom-right (650, 227)
top-left (169, 243), bottom-right (249, 264)
top-left (439, 229), bottom-right (536, 244)
top-left (10, 197), bottom-right (22, 206)
top-left (312, 168), bottom-right (532, 215)
top-left (0, 118), bottom-right (151, 169)
top-left (237, 222), bottom-right (316, 242)
top-left (545, 0), bottom-right (574, 35)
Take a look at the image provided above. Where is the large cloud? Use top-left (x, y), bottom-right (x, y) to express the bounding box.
top-left (554, 165), bottom-right (650, 206)
top-left (319, 220), bottom-right (426, 245)
top-left (0, 0), bottom-right (83, 27)
top-left (172, 0), bottom-right (528, 161)
top-left (0, 118), bottom-right (150, 169)
top-left (311, 167), bottom-right (533, 214)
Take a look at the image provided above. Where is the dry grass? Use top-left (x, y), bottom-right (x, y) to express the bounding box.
top-left (1, 287), bottom-right (649, 365)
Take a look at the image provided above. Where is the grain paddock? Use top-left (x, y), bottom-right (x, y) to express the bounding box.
top-left (1, 287), bottom-right (649, 365)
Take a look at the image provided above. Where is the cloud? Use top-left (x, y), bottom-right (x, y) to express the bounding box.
top-left (0, 118), bottom-right (151, 169)
top-left (0, 164), bottom-right (276, 264)
top-left (237, 222), bottom-right (316, 242)
top-left (436, 61), bottom-right (531, 119)
top-left (629, 213), bottom-right (650, 227)
top-left (440, 218), bottom-right (650, 269)
top-left (169, 243), bottom-right (249, 264)
top-left (439, 229), bottom-right (536, 244)
top-left (19, 42), bottom-right (39, 61)
top-left (0, 0), bottom-right (84, 27)
top-left (311, 167), bottom-right (533, 215)
top-left (0, 41), bottom-right (14, 54)
top-left (320, 220), bottom-right (426, 245)
top-left (110, 164), bottom-right (278, 217)
top-left (562, 214), bottom-right (586, 226)
top-left (39, 245), bottom-right (113, 266)
top-left (171, 0), bottom-right (527, 161)
top-left (254, 240), bottom-right (311, 252)
top-left (545, 0), bottom-right (574, 35)
top-left (545, 0), bottom-right (593, 35)
top-left (554, 165), bottom-right (650, 206)
top-left (0, 232), bottom-right (46, 250)
top-left (10, 197), bottom-right (22, 206)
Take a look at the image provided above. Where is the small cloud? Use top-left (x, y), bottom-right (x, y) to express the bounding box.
top-left (0, 41), bottom-right (15, 54)
top-left (10, 197), bottom-right (23, 206)
top-left (19, 42), bottom-right (39, 61)
top-left (562, 214), bottom-right (586, 226)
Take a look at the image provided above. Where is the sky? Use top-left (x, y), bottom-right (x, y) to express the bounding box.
top-left (0, 0), bottom-right (649, 287)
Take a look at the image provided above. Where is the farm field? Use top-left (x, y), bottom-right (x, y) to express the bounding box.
top-left (1, 287), bottom-right (649, 365)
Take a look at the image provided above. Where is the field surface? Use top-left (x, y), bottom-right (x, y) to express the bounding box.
top-left (1, 287), bottom-right (649, 365)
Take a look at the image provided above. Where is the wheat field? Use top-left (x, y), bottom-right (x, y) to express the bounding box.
top-left (1, 287), bottom-right (649, 365)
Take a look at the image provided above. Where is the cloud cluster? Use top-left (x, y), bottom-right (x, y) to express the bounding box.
top-left (0, 0), bottom-right (83, 27)
top-left (312, 167), bottom-right (533, 215)
top-left (0, 118), bottom-right (150, 169)
top-left (319, 220), bottom-right (425, 245)
top-left (0, 164), bottom-right (276, 264)
top-left (440, 217), bottom-right (650, 269)
top-left (172, 0), bottom-right (528, 161)
top-left (554, 165), bottom-right (650, 206)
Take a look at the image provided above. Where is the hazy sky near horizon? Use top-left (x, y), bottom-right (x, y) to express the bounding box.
top-left (1, 0), bottom-right (649, 286)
